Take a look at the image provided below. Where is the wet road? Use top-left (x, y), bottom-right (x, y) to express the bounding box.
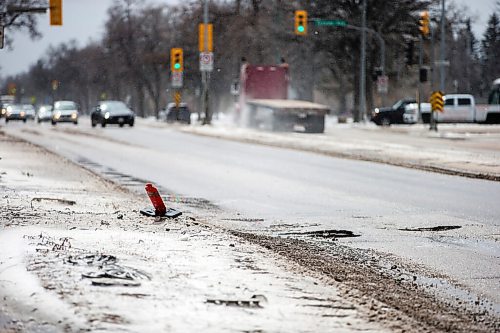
top-left (4, 119), bottom-right (500, 305)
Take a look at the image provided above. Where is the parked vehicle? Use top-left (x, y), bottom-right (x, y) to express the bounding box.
top-left (52, 100), bottom-right (79, 125)
top-left (421, 93), bottom-right (500, 124)
top-left (238, 62), bottom-right (329, 133)
top-left (371, 98), bottom-right (416, 126)
top-left (91, 100), bottom-right (135, 127)
top-left (37, 105), bottom-right (53, 123)
top-left (4, 104), bottom-right (27, 123)
top-left (165, 102), bottom-right (191, 124)
top-left (23, 104), bottom-right (36, 120)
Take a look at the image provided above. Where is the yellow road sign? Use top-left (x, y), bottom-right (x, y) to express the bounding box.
top-left (198, 23), bottom-right (213, 52)
top-left (50, 0), bottom-right (62, 26)
top-left (174, 91), bottom-right (181, 107)
top-left (430, 91), bottom-right (444, 112)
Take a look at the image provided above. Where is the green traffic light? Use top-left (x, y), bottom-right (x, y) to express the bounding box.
top-left (297, 25), bottom-right (305, 33)
top-left (174, 63), bottom-right (181, 70)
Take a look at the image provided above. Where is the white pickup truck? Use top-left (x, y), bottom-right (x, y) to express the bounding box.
top-left (422, 93), bottom-right (500, 124)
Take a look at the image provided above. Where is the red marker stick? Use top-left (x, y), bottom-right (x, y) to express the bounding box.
top-left (145, 183), bottom-right (167, 216)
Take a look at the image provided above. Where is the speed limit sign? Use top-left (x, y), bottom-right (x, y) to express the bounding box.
top-left (199, 52), bottom-right (214, 72)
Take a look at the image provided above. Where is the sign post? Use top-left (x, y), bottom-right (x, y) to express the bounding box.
top-left (199, 7), bottom-right (214, 124)
top-left (0, 26), bottom-right (4, 49)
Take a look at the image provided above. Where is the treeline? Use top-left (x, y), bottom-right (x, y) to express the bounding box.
top-left (1, 0), bottom-right (499, 118)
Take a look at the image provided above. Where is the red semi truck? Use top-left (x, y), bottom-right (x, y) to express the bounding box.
top-left (237, 63), bottom-right (329, 133)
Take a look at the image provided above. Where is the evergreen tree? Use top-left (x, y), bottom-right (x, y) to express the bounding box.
top-left (481, 9), bottom-right (500, 87)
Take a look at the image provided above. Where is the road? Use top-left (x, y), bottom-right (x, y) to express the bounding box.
top-left (3, 119), bottom-right (500, 308)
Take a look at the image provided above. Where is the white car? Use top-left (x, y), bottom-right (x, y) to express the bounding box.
top-left (52, 100), bottom-right (79, 125)
top-left (37, 105), bottom-right (53, 123)
top-left (23, 104), bottom-right (36, 120)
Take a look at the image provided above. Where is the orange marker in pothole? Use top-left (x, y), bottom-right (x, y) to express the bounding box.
top-left (145, 183), bottom-right (167, 216)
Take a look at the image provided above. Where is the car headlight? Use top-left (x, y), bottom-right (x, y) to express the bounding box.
top-left (71, 113), bottom-right (77, 119)
top-left (20, 111), bottom-right (26, 117)
top-left (104, 112), bottom-right (110, 119)
top-left (374, 108), bottom-right (380, 114)
top-left (54, 112), bottom-right (61, 120)
top-left (1, 108), bottom-right (6, 115)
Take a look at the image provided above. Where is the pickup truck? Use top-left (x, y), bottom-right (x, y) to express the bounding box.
top-left (371, 98), bottom-right (416, 126)
top-left (421, 94), bottom-right (500, 124)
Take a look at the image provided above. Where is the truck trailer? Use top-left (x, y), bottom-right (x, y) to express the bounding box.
top-left (237, 63), bottom-right (329, 133)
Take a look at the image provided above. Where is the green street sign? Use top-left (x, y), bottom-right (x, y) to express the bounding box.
top-left (314, 19), bottom-right (347, 27)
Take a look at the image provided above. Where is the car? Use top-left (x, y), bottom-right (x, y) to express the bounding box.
top-left (23, 104), bottom-right (36, 120)
top-left (91, 100), bottom-right (135, 127)
top-left (1, 103), bottom-right (11, 118)
top-left (165, 102), bottom-right (191, 124)
top-left (37, 105), bottom-right (53, 123)
top-left (4, 104), bottom-right (27, 123)
top-left (52, 100), bottom-right (79, 125)
top-left (371, 98), bottom-right (416, 126)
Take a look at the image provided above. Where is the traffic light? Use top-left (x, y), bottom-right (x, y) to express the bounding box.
top-left (419, 68), bottom-right (428, 82)
top-left (419, 11), bottom-right (430, 37)
top-left (294, 10), bottom-right (307, 36)
top-left (170, 48), bottom-right (183, 72)
top-left (405, 41), bottom-right (414, 65)
top-left (49, 0), bottom-right (62, 26)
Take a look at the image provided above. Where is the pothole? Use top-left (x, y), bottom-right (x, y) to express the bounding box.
top-left (398, 226), bottom-right (462, 232)
top-left (76, 157), bottom-right (219, 211)
top-left (280, 229), bottom-right (361, 239)
top-left (222, 218), bottom-right (265, 222)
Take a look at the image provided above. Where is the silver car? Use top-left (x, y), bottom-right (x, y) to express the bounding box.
top-left (37, 105), bottom-right (53, 123)
top-left (23, 104), bottom-right (36, 120)
top-left (5, 104), bottom-right (27, 123)
top-left (52, 100), bottom-right (79, 125)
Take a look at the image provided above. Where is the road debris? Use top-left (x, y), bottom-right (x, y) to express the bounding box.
top-left (91, 279), bottom-right (141, 287)
top-left (206, 294), bottom-right (268, 308)
top-left (141, 183), bottom-right (182, 218)
top-left (31, 197), bottom-right (76, 208)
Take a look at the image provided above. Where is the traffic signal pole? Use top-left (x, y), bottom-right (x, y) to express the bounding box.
top-left (359, 0), bottom-right (367, 123)
top-left (418, 34), bottom-right (423, 123)
top-left (201, 0), bottom-right (211, 125)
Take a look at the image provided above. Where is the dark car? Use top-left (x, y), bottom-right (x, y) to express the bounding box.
top-left (165, 103), bottom-right (191, 124)
top-left (371, 99), bottom-right (416, 126)
top-left (4, 104), bottom-right (27, 123)
top-left (91, 101), bottom-right (135, 127)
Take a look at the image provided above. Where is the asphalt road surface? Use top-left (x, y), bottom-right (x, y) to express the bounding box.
top-left (4, 119), bottom-right (500, 308)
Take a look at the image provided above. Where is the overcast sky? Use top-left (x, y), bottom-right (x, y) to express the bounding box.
top-left (0, 0), bottom-right (497, 77)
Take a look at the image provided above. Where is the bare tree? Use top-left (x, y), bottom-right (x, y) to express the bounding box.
top-left (2, 0), bottom-right (45, 48)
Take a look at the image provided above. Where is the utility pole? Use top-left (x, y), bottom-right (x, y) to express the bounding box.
top-left (358, 0), bottom-right (367, 123)
top-left (201, 0), bottom-right (211, 125)
top-left (439, 0), bottom-right (446, 92)
top-left (418, 34), bottom-right (423, 122)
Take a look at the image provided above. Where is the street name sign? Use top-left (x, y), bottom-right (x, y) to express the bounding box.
top-left (314, 19), bottom-right (347, 27)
